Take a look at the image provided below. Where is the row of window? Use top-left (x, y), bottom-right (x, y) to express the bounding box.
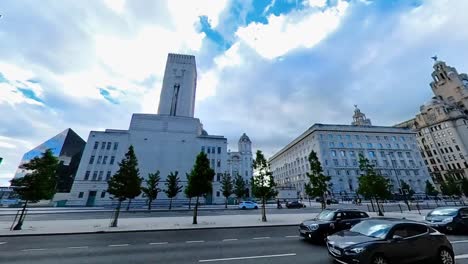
top-left (419, 122), bottom-right (450, 135)
top-left (429, 161), bottom-right (468, 173)
top-left (84, 170), bottom-right (112, 181)
top-left (78, 191), bottom-right (106, 198)
top-left (89, 155), bottom-right (115, 165)
top-left (93, 141), bottom-right (119, 151)
top-left (330, 150), bottom-right (413, 159)
top-left (202, 146), bottom-right (222, 154)
top-left (320, 134), bottom-right (409, 142)
top-left (328, 142), bottom-right (412, 150)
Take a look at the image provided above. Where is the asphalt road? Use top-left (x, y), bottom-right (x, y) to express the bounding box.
top-left (2, 226), bottom-right (468, 264)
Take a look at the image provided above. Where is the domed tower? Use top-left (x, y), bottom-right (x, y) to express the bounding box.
top-left (351, 105), bottom-right (372, 126)
top-left (238, 133), bottom-right (252, 154)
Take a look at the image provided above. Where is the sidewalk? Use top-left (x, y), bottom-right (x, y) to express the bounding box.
top-left (0, 210), bottom-right (429, 237)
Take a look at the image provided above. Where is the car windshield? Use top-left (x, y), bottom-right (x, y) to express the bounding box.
top-left (429, 208), bottom-right (458, 216)
top-left (350, 221), bottom-right (393, 239)
top-left (316, 210), bottom-right (335, 221)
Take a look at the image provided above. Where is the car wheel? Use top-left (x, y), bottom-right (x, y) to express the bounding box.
top-left (438, 248), bottom-right (454, 264)
top-left (242, 206), bottom-right (246, 209)
top-left (254, 206), bottom-right (258, 209)
top-left (371, 255), bottom-right (389, 264)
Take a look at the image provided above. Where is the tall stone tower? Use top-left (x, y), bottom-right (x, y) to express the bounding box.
top-left (157, 53), bottom-right (197, 117)
top-left (430, 59), bottom-right (468, 111)
top-left (351, 105), bottom-right (372, 126)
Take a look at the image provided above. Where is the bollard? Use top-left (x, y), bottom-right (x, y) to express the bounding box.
top-left (416, 202), bottom-right (421, 215)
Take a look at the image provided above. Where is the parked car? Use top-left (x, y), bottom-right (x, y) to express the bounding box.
top-left (316, 197), bottom-right (339, 204)
top-left (326, 218), bottom-right (454, 264)
top-left (238, 201), bottom-right (258, 209)
top-left (425, 206), bottom-right (468, 233)
top-left (286, 201), bottom-right (306, 209)
top-left (299, 209), bottom-right (369, 242)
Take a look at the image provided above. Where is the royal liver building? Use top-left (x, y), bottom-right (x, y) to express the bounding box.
top-left (67, 54), bottom-right (252, 207)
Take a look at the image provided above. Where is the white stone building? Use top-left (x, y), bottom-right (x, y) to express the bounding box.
top-left (226, 133), bottom-right (253, 198)
top-left (269, 108), bottom-right (432, 199)
top-left (67, 54), bottom-right (252, 207)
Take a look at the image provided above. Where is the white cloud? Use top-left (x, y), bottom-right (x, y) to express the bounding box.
top-left (306, 0), bottom-right (328, 8)
top-left (103, 0), bottom-right (126, 14)
top-left (235, 0), bottom-right (349, 59)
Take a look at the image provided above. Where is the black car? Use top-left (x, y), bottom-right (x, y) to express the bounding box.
top-left (425, 206), bottom-right (468, 233)
top-left (326, 218), bottom-right (454, 264)
top-left (286, 201), bottom-right (306, 209)
top-left (299, 209), bottom-right (369, 242)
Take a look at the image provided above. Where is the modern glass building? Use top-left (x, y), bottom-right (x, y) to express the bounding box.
top-left (14, 128), bottom-right (86, 193)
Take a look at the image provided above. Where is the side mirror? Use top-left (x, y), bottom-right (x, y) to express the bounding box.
top-left (391, 235), bottom-right (403, 241)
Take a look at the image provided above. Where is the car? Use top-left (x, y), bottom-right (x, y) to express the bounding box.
top-left (425, 206), bottom-right (468, 233)
top-left (238, 201), bottom-right (258, 209)
top-left (286, 201), bottom-right (306, 209)
top-left (326, 218), bottom-right (455, 264)
top-left (316, 197), bottom-right (339, 204)
top-left (299, 209), bottom-right (369, 242)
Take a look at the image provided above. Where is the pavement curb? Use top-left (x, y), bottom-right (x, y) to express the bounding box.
top-left (0, 224), bottom-right (298, 238)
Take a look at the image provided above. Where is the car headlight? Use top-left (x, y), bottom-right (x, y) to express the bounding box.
top-left (309, 224), bottom-right (319, 230)
top-left (345, 247), bottom-right (365, 254)
top-left (442, 217), bottom-right (453, 223)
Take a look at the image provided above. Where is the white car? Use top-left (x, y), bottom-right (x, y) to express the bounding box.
top-left (238, 201), bottom-right (259, 209)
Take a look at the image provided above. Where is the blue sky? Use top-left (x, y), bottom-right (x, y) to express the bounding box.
top-left (0, 0), bottom-right (468, 186)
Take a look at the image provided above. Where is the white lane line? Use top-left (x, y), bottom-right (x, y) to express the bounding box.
top-left (285, 235), bottom-right (299, 238)
top-left (67, 246), bottom-right (89, 249)
top-left (0, 242), bottom-right (7, 245)
top-left (253, 237), bottom-right (270, 240)
top-left (149, 242), bottom-right (169, 245)
top-left (222, 239), bottom-right (238, 242)
top-left (199, 253), bottom-right (296, 262)
top-left (108, 244), bottom-right (129, 247)
top-left (186, 240), bottom-right (205, 243)
top-left (455, 254), bottom-right (468, 259)
top-left (21, 248), bottom-right (47, 252)
top-left (452, 240), bottom-right (468, 244)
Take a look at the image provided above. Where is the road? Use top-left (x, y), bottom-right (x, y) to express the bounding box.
top-left (2, 226), bottom-right (468, 264)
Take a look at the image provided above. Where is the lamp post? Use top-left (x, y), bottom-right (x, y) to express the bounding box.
top-left (387, 153), bottom-right (410, 211)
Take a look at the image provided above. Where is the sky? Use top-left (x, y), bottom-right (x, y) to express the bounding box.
top-left (1, 0), bottom-right (468, 186)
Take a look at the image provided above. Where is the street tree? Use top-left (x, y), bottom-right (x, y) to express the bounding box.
top-left (441, 176), bottom-right (461, 197)
top-left (304, 150), bottom-right (331, 210)
top-left (357, 154), bottom-right (391, 216)
top-left (425, 180), bottom-right (439, 198)
top-left (461, 178), bottom-right (468, 197)
top-left (233, 174), bottom-right (247, 203)
top-left (164, 171), bottom-right (183, 210)
top-left (141, 171), bottom-right (161, 211)
top-left (186, 152), bottom-right (215, 224)
top-left (400, 180), bottom-right (415, 200)
top-left (10, 149), bottom-right (59, 230)
top-left (107, 146), bottom-right (142, 227)
top-left (252, 150), bottom-right (277, 222)
top-left (184, 173), bottom-right (194, 210)
top-left (220, 173), bottom-right (233, 208)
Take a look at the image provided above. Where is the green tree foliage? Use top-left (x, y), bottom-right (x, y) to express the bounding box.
top-left (252, 150), bottom-right (277, 222)
top-left (107, 146), bottom-right (142, 227)
top-left (233, 174), bottom-right (247, 203)
top-left (357, 154), bottom-right (391, 216)
top-left (220, 173), bottom-right (233, 208)
top-left (164, 171), bottom-right (183, 210)
top-left (141, 171), bottom-right (161, 211)
top-left (304, 150), bottom-right (331, 210)
top-left (184, 173), bottom-right (195, 210)
top-left (10, 149), bottom-right (59, 230)
top-left (186, 152), bottom-right (215, 224)
top-left (440, 176), bottom-right (461, 197)
top-left (400, 180), bottom-right (415, 200)
top-left (461, 178), bottom-right (468, 197)
top-left (425, 180), bottom-right (439, 197)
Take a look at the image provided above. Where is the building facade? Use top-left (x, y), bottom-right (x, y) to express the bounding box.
top-left (14, 128), bottom-right (86, 193)
top-left (395, 60), bottom-right (468, 185)
top-left (269, 108), bottom-right (432, 199)
top-left (67, 54), bottom-right (252, 207)
top-left (226, 133), bottom-right (253, 197)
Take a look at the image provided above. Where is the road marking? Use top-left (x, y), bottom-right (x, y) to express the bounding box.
top-left (285, 235), bottom-right (299, 238)
top-left (21, 248), bottom-right (47, 252)
top-left (186, 240), bottom-right (205, 243)
top-left (199, 253), bottom-right (296, 262)
top-left (253, 237), bottom-right (270, 240)
top-left (222, 239), bottom-right (238, 242)
top-left (108, 244), bottom-right (129, 247)
top-left (456, 254), bottom-right (468, 259)
top-left (67, 246), bottom-right (89, 249)
top-left (0, 242), bottom-right (7, 245)
top-left (452, 240), bottom-right (468, 244)
top-left (149, 242), bottom-right (169, 245)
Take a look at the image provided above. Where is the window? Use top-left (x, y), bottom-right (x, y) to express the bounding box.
top-left (346, 135), bottom-right (351, 140)
top-left (212, 147), bottom-right (215, 153)
top-left (348, 142), bottom-right (353, 148)
top-left (414, 170), bottom-right (419, 176)
top-left (355, 135), bottom-right (360, 140)
top-left (216, 173), bottom-right (221, 181)
top-left (405, 170), bottom-right (410, 176)
top-left (110, 156), bottom-right (115, 165)
top-left (218, 147), bottom-right (221, 154)
top-left (406, 152), bottom-right (411, 159)
top-left (106, 142), bottom-right (111, 150)
top-left (378, 143), bottom-right (383, 149)
top-left (89, 155), bottom-right (95, 164)
top-left (392, 136), bottom-right (397, 141)
top-left (400, 136), bottom-right (406, 141)
top-left (217, 160), bottom-right (221, 167)
top-left (84, 171), bottom-right (90, 181)
top-left (101, 191), bottom-right (106, 198)
top-left (340, 150), bottom-right (346, 157)
top-left (380, 151), bottom-right (385, 157)
top-left (207, 147), bottom-right (211, 154)
top-left (397, 152), bottom-right (403, 158)
top-left (106, 171), bottom-right (111, 181)
top-left (404, 144), bottom-right (408, 149)
top-left (367, 143), bottom-right (373, 148)
top-left (325, 160), bottom-right (329, 166)
top-left (352, 159), bottom-right (358, 166)
top-left (211, 159), bottom-right (215, 168)
top-left (92, 171), bottom-right (98, 181)
top-left (358, 143), bottom-right (363, 148)
top-left (368, 151), bottom-right (375, 158)
top-left (97, 156), bottom-right (102, 164)
top-left (333, 159), bottom-right (339, 166)
top-left (338, 135), bottom-right (342, 140)
top-left (93, 142), bottom-right (99, 149)
top-left (386, 144), bottom-right (392, 149)
top-left (98, 171), bottom-right (103, 181)
top-left (339, 142), bottom-right (345, 147)
top-left (101, 142), bottom-right (106, 149)
top-left (456, 145), bottom-right (461, 151)
top-left (384, 136), bottom-right (388, 140)
top-left (329, 142), bottom-right (335, 147)
top-left (216, 191), bottom-right (220, 197)
top-left (331, 150), bottom-right (337, 157)
top-left (376, 136), bottom-right (381, 140)
top-left (113, 142), bottom-right (119, 150)
top-left (350, 151), bottom-right (355, 157)
top-left (343, 159), bottom-right (349, 166)
top-left (78, 192), bottom-right (84, 198)
top-left (201, 146), bottom-right (205, 153)
top-left (103, 156), bottom-right (108, 164)
top-left (328, 134), bottom-right (333, 139)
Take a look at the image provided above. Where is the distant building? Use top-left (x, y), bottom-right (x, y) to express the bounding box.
top-left (395, 59), bottom-right (468, 186)
top-left (269, 107), bottom-right (432, 199)
top-left (67, 54), bottom-right (252, 207)
top-left (14, 128), bottom-right (86, 193)
top-left (227, 133), bottom-right (253, 197)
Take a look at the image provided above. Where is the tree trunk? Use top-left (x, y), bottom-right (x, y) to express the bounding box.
top-left (110, 200), bottom-right (122, 227)
top-left (13, 200), bottom-right (28, 231)
top-left (370, 198), bottom-right (375, 212)
top-left (188, 197), bottom-right (192, 210)
top-left (376, 198), bottom-right (384, 216)
top-left (192, 196), bottom-right (199, 224)
top-left (126, 199), bottom-right (132, 211)
top-left (169, 198), bottom-right (173, 210)
top-left (261, 197), bottom-right (267, 222)
top-left (148, 199), bottom-right (152, 211)
top-left (225, 197), bottom-right (228, 209)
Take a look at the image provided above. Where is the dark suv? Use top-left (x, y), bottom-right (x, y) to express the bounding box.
top-left (299, 209), bottom-right (369, 242)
